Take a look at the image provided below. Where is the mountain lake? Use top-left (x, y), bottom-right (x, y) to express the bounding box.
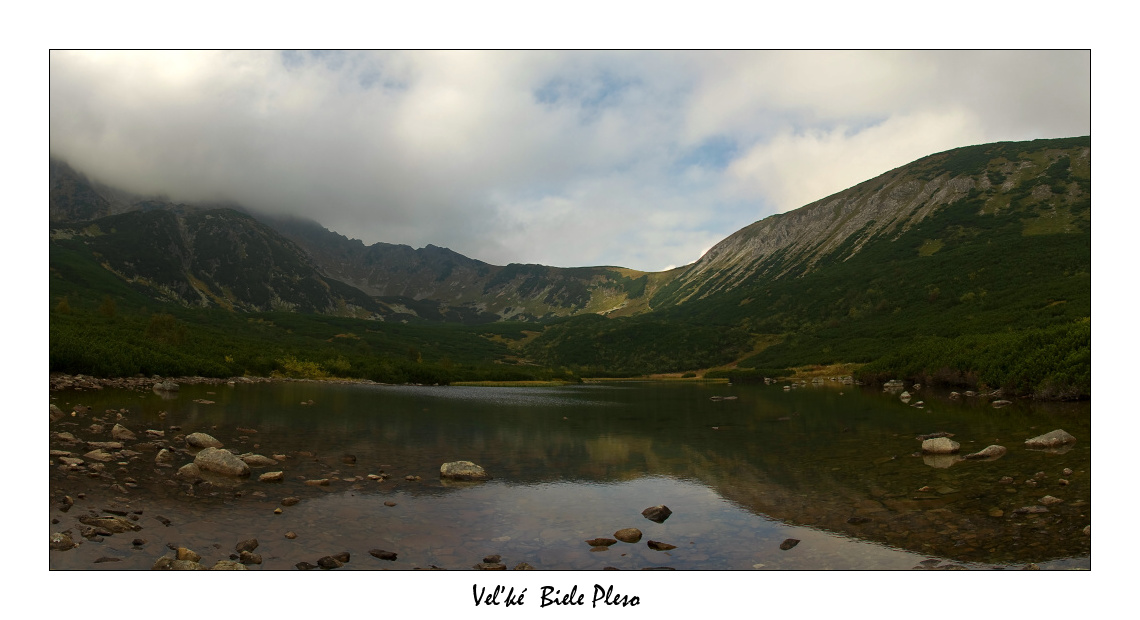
top-left (48, 379), bottom-right (1091, 570)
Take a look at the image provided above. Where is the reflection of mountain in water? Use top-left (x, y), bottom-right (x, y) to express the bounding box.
top-left (63, 381), bottom-right (1090, 565)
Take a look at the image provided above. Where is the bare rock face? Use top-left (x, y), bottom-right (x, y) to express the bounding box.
top-left (194, 447), bottom-right (251, 477)
top-left (185, 432), bottom-right (223, 449)
top-left (921, 437), bottom-right (961, 454)
top-left (1025, 429), bottom-right (1076, 449)
top-left (440, 460), bottom-right (490, 481)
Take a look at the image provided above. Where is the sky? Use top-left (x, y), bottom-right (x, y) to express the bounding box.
top-left (48, 50), bottom-right (1090, 272)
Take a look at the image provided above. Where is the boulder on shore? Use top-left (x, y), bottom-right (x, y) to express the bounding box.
top-left (921, 437), bottom-right (961, 454)
top-left (440, 460), bottom-right (491, 481)
top-left (194, 447), bottom-right (251, 477)
top-left (1024, 429), bottom-right (1076, 449)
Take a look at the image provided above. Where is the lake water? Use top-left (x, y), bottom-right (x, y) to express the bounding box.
top-left (48, 379), bottom-right (1091, 570)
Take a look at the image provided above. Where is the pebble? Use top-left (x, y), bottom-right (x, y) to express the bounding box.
top-left (779, 539), bottom-right (800, 550)
top-left (647, 540), bottom-right (677, 551)
top-left (586, 538), bottom-right (618, 547)
top-left (285, 531), bottom-right (297, 539)
top-left (281, 497), bottom-right (300, 506)
top-left (370, 549), bottom-right (398, 561)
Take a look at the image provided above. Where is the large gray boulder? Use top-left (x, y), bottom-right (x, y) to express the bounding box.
top-left (1025, 429), bottom-right (1076, 449)
top-left (440, 460), bottom-right (490, 481)
top-left (194, 447), bottom-right (250, 477)
top-left (921, 437), bottom-right (961, 454)
top-left (185, 432), bottom-right (223, 449)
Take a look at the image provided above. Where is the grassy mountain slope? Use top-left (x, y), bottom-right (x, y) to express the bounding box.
top-left (524, 137), bottom-right (1091, 396)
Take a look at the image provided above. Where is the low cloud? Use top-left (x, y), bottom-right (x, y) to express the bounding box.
top-left (49, 50), bottom-right (1090, 272)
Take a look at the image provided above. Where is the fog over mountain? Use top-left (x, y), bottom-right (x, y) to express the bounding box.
top-left (49, 50), bottom-right (1089, 271)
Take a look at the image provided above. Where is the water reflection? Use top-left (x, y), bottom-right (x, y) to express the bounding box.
top-left (48, 380), bottom-right (1090, 569)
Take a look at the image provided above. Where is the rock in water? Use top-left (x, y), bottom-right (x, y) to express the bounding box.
top-left (647, 540), bottom-right (677, 551)
top-left (439, 460), bottom-right (491, 481)
top-left (50, 404), bottom-right (66, 422)
top-left (780, 539), bottom-right (800, 550)
top-left (1024, 429), bottom-right (1076, 449)
top-left (235, 538), bottom-right (259, 553)
top-left (641, 505), bottom-right (673, 523)
top-left (194, 447), bottom-right (251, 477)
top-left (111, 424), bottom-right (136, 441)
top-left (614, 528), bottom-right (643, 543)
top-left (586, 538), bottom-right (618, 547)
top-left (259, 471), bottom-right (284, 482)
top-left (153, 380), bottom-right (179, 392)
top-left (50, 532), bottom-right (76, 550)
top-left (185, 432), bottom-right (223, 449)
top-left (175, 463), bottom-right (201, 481)
top-left (964, 445), bottom-right (1007, 460)
top-left (211, 560), bottom-right (248, 570)
top-left (241, 454), bottom-right (278, 467)
top-left (369, 549), bottom-right (398, 561)
top-left (921, 437), bottom-right (961, 454)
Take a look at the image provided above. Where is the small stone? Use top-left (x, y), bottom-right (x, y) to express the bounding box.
top-left (111, 424), bottom-right (137, 441)
top-left (384, 501), bottom-right (397, 507)
top-left (177, 547), bottom-right (201, 563)
top-left (274, 508), bottom-right (283, 514)
top-left (304, 478), bottom-right (329, 486)
top-left (921, 437), bottom-right (960, 454)
top-left (482, 554), bottom-right (502, 563)
top-left (1040, 495), bottom-right (1063, 506)
top-left (1058, 479), bottom-right (1069, 486)
top-left (614, 528), bottom-right (643, 543)
top-left (295, 561), bottom-right (318, 570)
top-left (586, 538), bottom-right (618, 547)
top-left (50, 532), bottom-right (76, 550)
top-left (285, 531), bottom-right (297, 539)
top-left (514, 562), bottom-right (535, 570)
top-left (1063, 468), bottom-right (1074, 476)
top-left (259, 471), bottom-right (284, 482)
top-left (846, 516), bottom-right (871, 524)
top-left (94, 556), bottom-right (121, 563)
top-left (235, 538), bottom-right (259, 553)
top-left (474, 562), bottom-right (507, 570)
top-left (369, 549), bottom-right (398, 561)
top-left (440, 460), bottom-right (490, 481)
top-left (281, 497), bottom-right (300, 506)
top-left (647, 540), bottom-right (676, 551)
top-left (780, 539), bottom-right (800, 550)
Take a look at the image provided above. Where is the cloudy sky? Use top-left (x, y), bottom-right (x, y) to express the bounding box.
top-left (49, 50), bottom-right (1090, 272)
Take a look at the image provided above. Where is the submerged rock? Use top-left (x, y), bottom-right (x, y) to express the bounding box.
top-left (779, 539), bottom-right (800, 550)
top-left (647, 540), bottom-right (677, 551)
top-left (1025, 429), bottom-right (1076, 449)
top-left (194, 447), bottom-right (251, 477)
top-left (586, 538), bottom-right (618, 547)
top-left (440, 461), bottom-right (490, 481)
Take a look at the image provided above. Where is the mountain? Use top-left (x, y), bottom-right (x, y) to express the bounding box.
top-left (48, 136), bottom-right (1091, 396)
top-left (523, 136), bottom-right (1090, 396)
top-left (263, 213), bottom-right (673, 322)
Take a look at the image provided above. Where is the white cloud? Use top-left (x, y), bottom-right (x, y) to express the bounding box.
top-left (48, 50), bottom-right (1090, 272)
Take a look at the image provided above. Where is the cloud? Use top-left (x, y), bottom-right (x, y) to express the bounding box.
top-left (48, 50), bottom-right (1090, 272)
